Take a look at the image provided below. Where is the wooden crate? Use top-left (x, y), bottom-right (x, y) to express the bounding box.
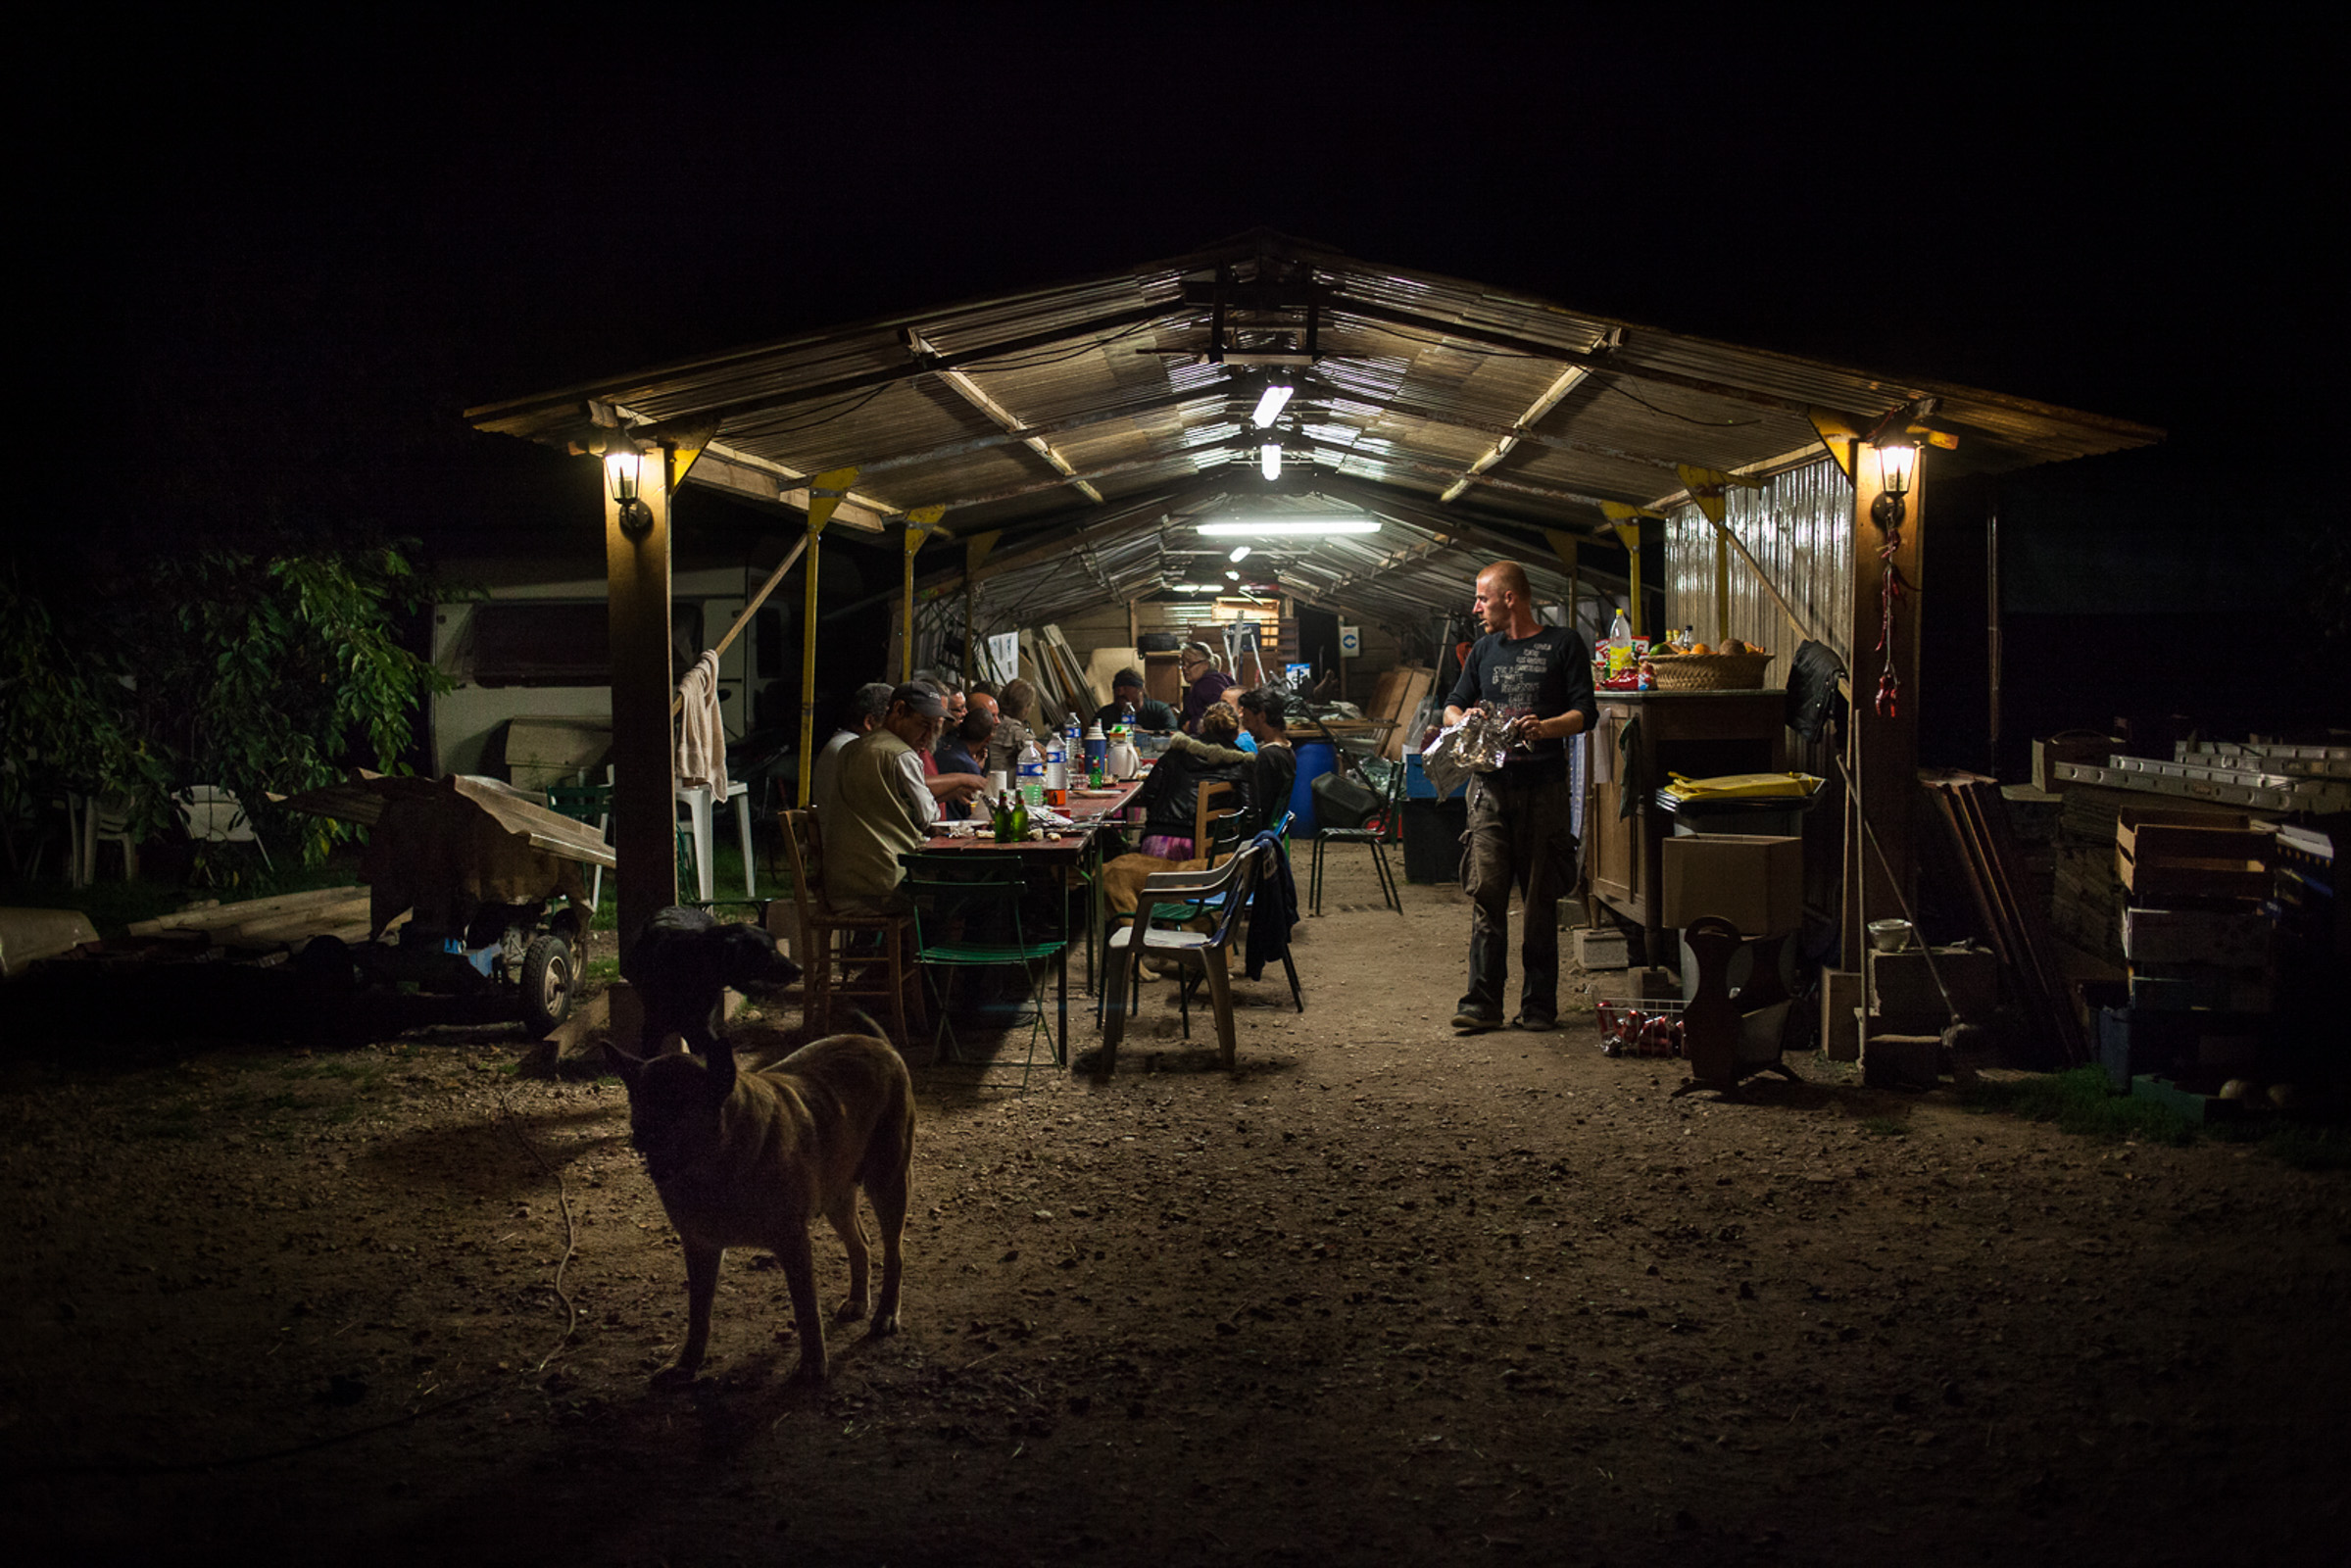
top-left (2116, 810), bottom-right (2270, 903)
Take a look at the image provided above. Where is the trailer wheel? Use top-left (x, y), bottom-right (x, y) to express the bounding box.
top-left (294, 934), bottom-right (359, 995)
top-left (520, 934), bottom-right (574, 1038)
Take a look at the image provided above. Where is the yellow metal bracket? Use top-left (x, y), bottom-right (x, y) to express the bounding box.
top-left (1609, 518), bottom-right (1643, 639)
top-left (806, 466), bottom-right (859, 535)
top-left (900, 507), bottom-right (946, 681)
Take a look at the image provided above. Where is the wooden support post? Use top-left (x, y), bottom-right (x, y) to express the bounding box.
top-left (606, 450), bottom-right (677, 960)
top-left (900, 525), bottom-right (920, 683)
top-left (1842, 452), bottom-right (1926, 965)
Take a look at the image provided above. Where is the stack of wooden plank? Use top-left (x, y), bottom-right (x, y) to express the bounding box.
top-left (1918, 770), bottom-right (2086, 1061)
top-left (2051, 786), bottom-right (2132, 961)
top-left (1363, 665), bottom-right (1437, 761)
top-left (124, 885), bottom-right (401, 954)
top-left (1014, 623), bottom-right (1103, 724)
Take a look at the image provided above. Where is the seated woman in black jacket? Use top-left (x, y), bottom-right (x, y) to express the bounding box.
top-left (1128, 703), bottom-right (1252, 860)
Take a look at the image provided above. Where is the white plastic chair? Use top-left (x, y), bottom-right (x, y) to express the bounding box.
top-left (675, 779), bottom-right (755, 903)
top-left (174, 784), bottom-right (272, 870)
top-left (73, 793), bottom-right (141, 884)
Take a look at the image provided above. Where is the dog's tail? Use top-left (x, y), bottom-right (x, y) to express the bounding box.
top-left (840, 1007), bottom-right (893, 1044)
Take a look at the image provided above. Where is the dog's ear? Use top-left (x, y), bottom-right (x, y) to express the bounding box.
top-left (704, 1039), bottom-right (738, 1105)
top-left (601, 1040), bottom-right (645, 1089)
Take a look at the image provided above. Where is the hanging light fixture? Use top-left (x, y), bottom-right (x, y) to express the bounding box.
top-left (1199, 518), bottom-right (1379, 537)
top-left (1250, 378), bottom-right (1294, 428)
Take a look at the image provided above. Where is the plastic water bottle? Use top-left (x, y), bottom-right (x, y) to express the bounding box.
top-left (1604, 607), bottom-right (1636, 682)
top-left (1044, 730), bottom-right (1068, 808)
top-left (1018, 738), bottom-right (1046, 808)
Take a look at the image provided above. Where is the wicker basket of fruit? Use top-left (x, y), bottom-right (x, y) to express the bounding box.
top-left (1647, 639), bottom-right (1774, 691)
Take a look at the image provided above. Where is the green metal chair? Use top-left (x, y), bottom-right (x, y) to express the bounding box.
top-left (904, 853), bottom-right (1069, 1088)
top-left (546, 770), bottom-right (698, 918)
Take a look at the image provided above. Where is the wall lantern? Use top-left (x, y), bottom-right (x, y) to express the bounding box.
top-left (602, 438), bottom-right (655, 539)
top-left (1871, 437), bottom-right (1917, 528)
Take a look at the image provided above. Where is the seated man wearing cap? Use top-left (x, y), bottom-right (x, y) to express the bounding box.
top-left (1094, 668), bottom-right (1178, 734)
top-left (825, 683), bottom-right (970, 914)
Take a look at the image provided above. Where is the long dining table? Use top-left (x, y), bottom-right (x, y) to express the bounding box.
top-left (900, 774), bottom-right (1150, 1006)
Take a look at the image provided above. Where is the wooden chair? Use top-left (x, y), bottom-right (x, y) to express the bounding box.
top-left (1099, 842), bottom-right (1263, 1073)
top-left (777, 808), bottom-right (922, 1048)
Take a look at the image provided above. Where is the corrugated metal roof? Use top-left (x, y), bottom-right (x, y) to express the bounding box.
top-left (469, 229), bottom-right (2158, 632)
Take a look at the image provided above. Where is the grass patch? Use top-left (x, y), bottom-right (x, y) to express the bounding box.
top-left (1857, 1116), bottom-right (1909, 1137)
top-left (1963, 1066), bottom-right (2195, 1146)
top-left (583, 956), bottom-right (620, 984)
top-left (2263, 1126), bottom-right (2351, 1171)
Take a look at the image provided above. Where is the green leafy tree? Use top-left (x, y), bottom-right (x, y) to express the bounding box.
top-left (0, 540), bottom-right (451, 880)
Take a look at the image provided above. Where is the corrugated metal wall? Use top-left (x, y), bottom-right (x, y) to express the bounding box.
top-left (1664, 458), bottom-right (1855, 682)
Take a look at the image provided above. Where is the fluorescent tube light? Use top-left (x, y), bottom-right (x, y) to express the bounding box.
top-left (1250, 382), bottom-right (1294, 428)
top-left (1198, 519), bottom-right (1381, 537)
top-left (1228, 546), bottom-right (1251, 563)
top-left (1260, 441), bottom-right (1281, 480)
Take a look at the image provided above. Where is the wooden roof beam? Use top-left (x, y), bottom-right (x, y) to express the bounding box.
top-left (1439, 366), bottom-right (1592, 503)
top-left (906, 328), bottom-right (1105, 503)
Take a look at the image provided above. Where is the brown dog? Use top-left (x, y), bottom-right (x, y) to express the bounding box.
top-left (604, 1031), bottom-right (914, 1386)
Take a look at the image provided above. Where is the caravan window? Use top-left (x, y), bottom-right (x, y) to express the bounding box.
top-left (463, 602), bottom-right (706, 687)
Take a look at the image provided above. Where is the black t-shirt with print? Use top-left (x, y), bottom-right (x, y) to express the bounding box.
top-left (1446, 625), bottom-right (1596, 774)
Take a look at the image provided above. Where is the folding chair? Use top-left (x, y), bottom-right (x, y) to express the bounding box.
top-left (904, 853), bottom-right (1069, 1087)
top-left (777, 808), bottom-right (923, 1047)
top-left (1100, 841), bottom-right (1262, 1072)
top-left (1309, 757), bottom-right (1404, 915)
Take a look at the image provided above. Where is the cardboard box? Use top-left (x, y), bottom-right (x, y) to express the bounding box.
top-left (1660, 833), bottom-right (1802, 936)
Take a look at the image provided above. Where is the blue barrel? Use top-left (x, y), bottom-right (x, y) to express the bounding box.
top-left (1290, 741), bottom-right (1336, 836)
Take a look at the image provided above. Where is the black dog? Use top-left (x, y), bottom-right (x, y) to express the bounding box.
top-left (621, 906), bottom-right (803, 1055)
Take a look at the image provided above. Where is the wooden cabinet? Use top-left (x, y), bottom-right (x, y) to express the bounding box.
top-left (1585, 690), bottom-right (1788, 963)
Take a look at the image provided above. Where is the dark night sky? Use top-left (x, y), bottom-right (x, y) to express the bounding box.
top-left (39, 12), bottom-right (2327, 549)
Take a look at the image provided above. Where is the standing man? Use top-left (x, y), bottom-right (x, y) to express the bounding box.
top-left (1443, 562), bottom-right (1595, 1034)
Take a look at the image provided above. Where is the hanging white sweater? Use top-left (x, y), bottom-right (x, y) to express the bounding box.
top-left (674, 650), bottom-right (729, 798)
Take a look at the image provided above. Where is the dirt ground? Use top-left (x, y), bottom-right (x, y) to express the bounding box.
top-left (3, 854), bottom-right (2347, 1567)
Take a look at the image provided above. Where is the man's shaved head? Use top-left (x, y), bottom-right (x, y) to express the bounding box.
top-left (1474, 561), bottom-right (1534, 634)
top-left (1482, 562), bottom-right (1531, 599)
